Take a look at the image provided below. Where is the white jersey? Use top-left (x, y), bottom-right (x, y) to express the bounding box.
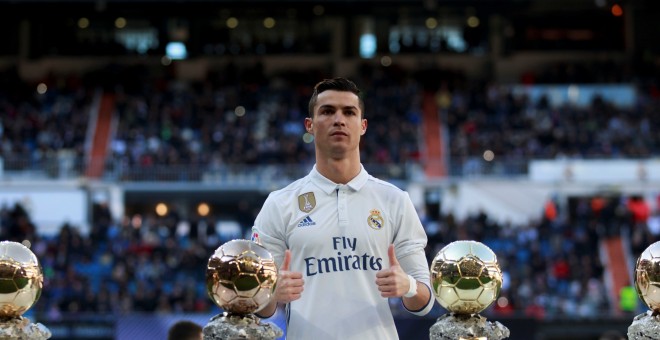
top-left (252, 165), bottom-right (433, 340)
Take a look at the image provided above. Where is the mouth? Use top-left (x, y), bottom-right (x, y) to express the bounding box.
top-left (330, 131), bottom-right (348, 137)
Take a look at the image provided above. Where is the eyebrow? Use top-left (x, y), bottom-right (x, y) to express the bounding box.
top-left (318, 104), bottom-right (359, 111)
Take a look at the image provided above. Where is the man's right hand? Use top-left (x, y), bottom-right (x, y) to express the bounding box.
top-left (275, 249), bottom-right (304, 303)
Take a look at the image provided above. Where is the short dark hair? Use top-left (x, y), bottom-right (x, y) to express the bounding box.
top-left (308, 77), bottom-right (364, 117)
top-left (168, 320), bottom-right (202, 340)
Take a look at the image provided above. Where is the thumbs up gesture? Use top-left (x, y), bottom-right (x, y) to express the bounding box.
top-left (375, 244), bottom-right (413, 298)
top-left (274, 250), bottom-right (304, 303)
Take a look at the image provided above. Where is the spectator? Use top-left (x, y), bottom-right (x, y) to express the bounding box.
top-left (168, 320), bottom-right (203, 340)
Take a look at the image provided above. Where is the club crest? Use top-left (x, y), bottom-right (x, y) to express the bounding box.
top-left (298, 192), bottom-right (316, 213)
top-left (367, 209), bottom-right (384, 230)
top-left (250, 227), bottom-right (261, 245)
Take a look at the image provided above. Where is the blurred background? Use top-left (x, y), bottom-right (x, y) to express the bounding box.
top-left (1, 0), bottom-right (659, 339)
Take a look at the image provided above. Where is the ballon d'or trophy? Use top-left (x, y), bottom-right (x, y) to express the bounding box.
top-left (629, 240), bottom-right (660, 339)
top-left (204, 239), bottom-right (283, 340)
top-left (429, 240), bottom-right (509, 340)
top-left (0, 241), bottom-right (50, 339)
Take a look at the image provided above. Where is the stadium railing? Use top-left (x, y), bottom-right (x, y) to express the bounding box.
top-left (0, 155), bottom-right (530, 183)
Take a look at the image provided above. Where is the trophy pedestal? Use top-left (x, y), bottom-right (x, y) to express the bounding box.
top-left (203, 312), bottom-right (283, 340)
top-left (0, 316), bottom-right (51, 339)
top-left (429, 313), bottom-right (509, 340)
top-left (628, 311), bottom-right (660, 340)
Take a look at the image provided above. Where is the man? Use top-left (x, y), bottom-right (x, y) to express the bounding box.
top-left (167, 320), bottom-right (202, 340)
top-left (252, 77), bottom-right (433, 339)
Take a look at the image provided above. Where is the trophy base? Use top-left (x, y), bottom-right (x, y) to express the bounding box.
top-left (429, 313), bottom-right (510, 340)
top-left (203, 312), bottom-right (283, 340)
top-left (628, 310), bottom-right (660, 340)
top-left (0, 316), bottom-right (51, 340)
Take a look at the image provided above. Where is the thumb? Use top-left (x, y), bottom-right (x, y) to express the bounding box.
top-left (388, 244), bottom-right (399, 267)
top-left (281, 249), bottom-right (291, 271)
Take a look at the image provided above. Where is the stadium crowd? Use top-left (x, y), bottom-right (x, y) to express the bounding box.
top-left (2, 60), bottom-right (659, 181)
top-left (0, 67), bottom-right (92, 175)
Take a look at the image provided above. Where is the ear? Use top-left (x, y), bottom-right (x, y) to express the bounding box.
top-left (305, 117), bottom-right (314, 133)
top-left (360, 118), bottom-right (367, 135)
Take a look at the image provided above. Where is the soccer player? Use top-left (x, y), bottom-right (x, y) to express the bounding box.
top-left (252, 77), bottom-right (433, 339)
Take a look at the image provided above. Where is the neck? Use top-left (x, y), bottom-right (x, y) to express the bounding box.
top-left (315, 154), bottom-right (362, 184)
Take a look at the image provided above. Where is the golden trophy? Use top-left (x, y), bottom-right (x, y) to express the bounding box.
top-left (203, 239), bottom-right (282, 340)
top-left (429, 240), bottom-right (509, 340)
top-left (628, 240), bottom-right (660, 339)
top-left (0, 240), bottom-right (50, 339)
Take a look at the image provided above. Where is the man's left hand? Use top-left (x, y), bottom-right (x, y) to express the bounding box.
top-left (375, 244), bottom-right (414, 298)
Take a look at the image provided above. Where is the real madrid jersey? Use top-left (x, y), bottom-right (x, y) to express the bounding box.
top-left (252, 165), bottom-right (432, 340)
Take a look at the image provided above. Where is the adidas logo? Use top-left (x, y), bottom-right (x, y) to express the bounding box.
top-left (298, 216), bottom-right (316, 227)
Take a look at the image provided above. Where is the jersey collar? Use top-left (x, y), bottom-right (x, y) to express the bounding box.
top-left (310, 164), bottom-right (369, 195)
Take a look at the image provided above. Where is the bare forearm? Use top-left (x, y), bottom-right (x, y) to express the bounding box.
top-left (402, 281), bottom-right (432, 311)
top-left (255, 300), bottom-right (277, 319)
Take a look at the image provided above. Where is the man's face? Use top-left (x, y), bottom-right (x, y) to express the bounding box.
top-left (305, 90), bottom-right (367, 158)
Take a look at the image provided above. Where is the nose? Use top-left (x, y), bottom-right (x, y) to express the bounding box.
top-left (333, 111), bottom-right (346, 125)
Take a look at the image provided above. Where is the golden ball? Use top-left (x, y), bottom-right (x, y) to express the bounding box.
top-left (430, 240), bottom-right (502, 315)
top-left (206, 239), bottom-right (278, 315)
top-left (0, 241), bottom-right (43, 317)
top-left (634, 241), bottom-right (660, 313)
